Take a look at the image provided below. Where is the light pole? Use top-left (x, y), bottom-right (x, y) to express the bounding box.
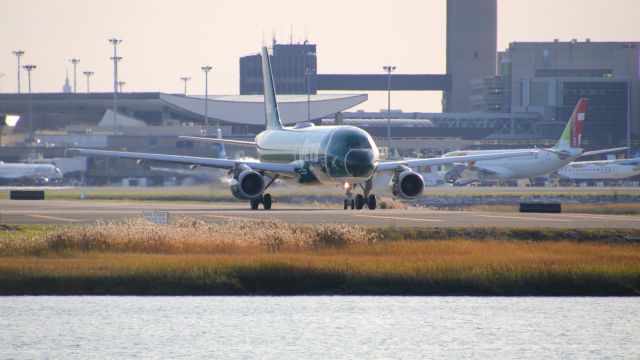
top-left (305, 68), bottom-right (312, 122)
top-left (109, 38), bottom-right (122, 134)
top-left (180, 76), bottom-right (191, 96)
top-left (118, 81), bottom-right (126, 93)
top-left (383, 65), bottom-right (396, 155)
top-left (83, 71), bottom-right (94, 93)
top-left (12, 50), bottom-right (25, 93)
top-left (69, 58), bottom-right (80, 93)
top-left (623, 43), bottom-right (636, 158)
top-left (23, 64), bottom-right (36, 141)
top-left (201, 65), bottom-right (212, 136)
top-left (302, 50), bottom-right (315, 122)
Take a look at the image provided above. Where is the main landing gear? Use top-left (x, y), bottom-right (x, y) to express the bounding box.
top-left (250, 193), bottom-right (272, 210)
top-left (343, 179), bottom-right (377, 210)
top-left (249, 175), bottom-right (277, 210)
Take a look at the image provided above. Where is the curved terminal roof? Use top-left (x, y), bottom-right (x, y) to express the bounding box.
top-left (160, 93), bottom-right (367, 125)
top-left (0, 92), bottom-right (368, 128)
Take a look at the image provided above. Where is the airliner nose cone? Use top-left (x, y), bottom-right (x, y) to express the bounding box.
top-left (345, 149), bottom-right (375, 178)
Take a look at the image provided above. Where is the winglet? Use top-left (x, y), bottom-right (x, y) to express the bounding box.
top-left (555, 98), bottom-right (587, 149)
top-left (261, 46), bottom-right (284, 130)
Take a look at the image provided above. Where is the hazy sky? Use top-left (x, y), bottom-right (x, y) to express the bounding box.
top-left (1, 0), bottom-right (638, 112)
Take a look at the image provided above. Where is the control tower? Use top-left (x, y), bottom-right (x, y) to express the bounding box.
top-left (444, 0), bottom-right (497, 112)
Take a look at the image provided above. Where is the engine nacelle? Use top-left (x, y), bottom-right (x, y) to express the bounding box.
top-left (390, 171), bottom-right (425, 199)
top-left (229, 170), bottom-right (264, 200)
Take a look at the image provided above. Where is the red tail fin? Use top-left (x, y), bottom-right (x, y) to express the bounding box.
top-left (571, 98), bottom-right (587, 148)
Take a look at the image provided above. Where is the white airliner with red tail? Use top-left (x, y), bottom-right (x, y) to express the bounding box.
top-left (441, 99), bottom-right (627, 184)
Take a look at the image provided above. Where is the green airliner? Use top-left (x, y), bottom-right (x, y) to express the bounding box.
top-left (70, 47), bottom-right (532, 210)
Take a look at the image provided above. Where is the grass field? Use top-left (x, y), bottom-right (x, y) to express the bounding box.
top-left (1, 218), bottom-right (638, 296)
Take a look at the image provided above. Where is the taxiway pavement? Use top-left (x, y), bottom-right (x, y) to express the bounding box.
top-left (1, 200), bottom-right (639, 228)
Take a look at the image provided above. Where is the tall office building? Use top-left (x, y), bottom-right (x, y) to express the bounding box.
top-left (240, 41), bottom-right (317, 95)
top-left (504, 40), bottom-right (639, 147)
top-left (444, 0), bottom-right (497, 113)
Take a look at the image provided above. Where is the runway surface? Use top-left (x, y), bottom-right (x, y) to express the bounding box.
top-left (1, 199), bottom-right (639, 228)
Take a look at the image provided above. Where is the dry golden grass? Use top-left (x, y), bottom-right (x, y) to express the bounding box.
top-left (1, 240), bottom-right (638, 295)
top-left (10, 217), bottom-right (376, 255)
top-left (1, 218), bottom-right (639, 295)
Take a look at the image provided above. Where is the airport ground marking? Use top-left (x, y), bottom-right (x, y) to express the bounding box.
top-left (28, 214), bottom-right (81, 222)
top-left (351, 214), bottom-right (443, 222)
top-left (471, 214), bottom-right (573, 222)
top-left (203, 214), bottom-right (262, 222)
top-left (559, 213), bottom-right (640, 221)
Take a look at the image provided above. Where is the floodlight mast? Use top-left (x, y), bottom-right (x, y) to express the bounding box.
top-left (69, 58), bottom-right (80, 93)
top-left (383, 65), bottom-right (396, 156)
top-left (109, 38), bottom-right (122, 134)
top-left (12, 50), bottom-right (25, 93)
top-left (180, 76), bottom-right (191, 96)
top-left (23, 64), bottom-right (37, 142)
top-left (201, 65), bottom-right (212, 136)
top-left (83, 71), bottom-right (94, 93)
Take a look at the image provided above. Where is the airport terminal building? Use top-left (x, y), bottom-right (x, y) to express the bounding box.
top-left (471, 40), bottom-right (640, 148)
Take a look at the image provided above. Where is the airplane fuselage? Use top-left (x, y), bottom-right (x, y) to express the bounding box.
top-left (444, 148), bottom-right (582, 180)
top-left (557, 161), bottom-right (640, 181)
top-left (0, 163), bottom-right (62, 184)
top-left (255, 125), bottom-right (380, 186)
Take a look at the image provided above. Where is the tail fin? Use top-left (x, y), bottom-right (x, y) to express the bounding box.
top-left (261, 46), bottom-right (284, 130)
top-left (554, 98), bottom-right (587, 149)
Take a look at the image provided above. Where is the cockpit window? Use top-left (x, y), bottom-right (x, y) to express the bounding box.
top-left (330, 128), bottom-right (372, 152)
top-left (325, 128), bottom-right (374, 178)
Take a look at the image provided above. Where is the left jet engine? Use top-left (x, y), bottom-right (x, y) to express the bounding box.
top-left (230, 169), bottom-right (264, 200)
top-left (389, 170), bottom-right (425, 199)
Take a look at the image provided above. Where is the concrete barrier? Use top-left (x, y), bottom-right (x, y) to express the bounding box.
top-left (519, 203), bottom-right (561, 213)
top-left (10, 190), bottom-right (45, 200)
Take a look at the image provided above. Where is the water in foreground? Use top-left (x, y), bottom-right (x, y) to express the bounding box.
top-left (1, 296), bottom-right (637, 359)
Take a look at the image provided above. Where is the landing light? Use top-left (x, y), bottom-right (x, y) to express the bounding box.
top-left (5, 115), bottom-right (20, 127)
top-left (343, 182), bottom-right (350, 189)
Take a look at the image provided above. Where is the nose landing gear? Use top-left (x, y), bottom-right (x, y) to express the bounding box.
top-left (343, 179), bottom-right (377, 210)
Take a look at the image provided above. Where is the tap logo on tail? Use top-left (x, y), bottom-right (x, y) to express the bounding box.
top-left (556, 98), bottom-right (587, 149)
top-left (571, 99), bottom-right (587, 148)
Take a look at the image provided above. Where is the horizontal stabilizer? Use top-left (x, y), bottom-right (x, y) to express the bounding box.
top-left (580, 147), bottom-right (628, 157)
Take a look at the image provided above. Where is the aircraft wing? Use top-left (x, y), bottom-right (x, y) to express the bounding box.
top-left (376, 150), bottom-right (536, 172)
top-left (580, 147), bottom-right (628, 157)
top-left (178, 136), bottom-right (259, 148)
top-left (67, 148), bottom-right (298, 176)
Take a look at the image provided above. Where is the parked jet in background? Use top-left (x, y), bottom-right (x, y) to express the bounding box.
top-left (555, 158), bottom-right (640, 182)
top-left (441, 99), bottom-right (627, 185)
top-left (0, 162), bottom-right (63, 185)
top-left (69, 47), bottom-right (533, 210)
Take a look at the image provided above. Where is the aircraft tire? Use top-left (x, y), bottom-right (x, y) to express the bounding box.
top-left (350, 199), bottom-right (355, 210)
top-left (263, 193), bottom-right (272, 210)
top-left (355, 194), bottom-right (365, 210)
top-left (250, 198), bottom-right (260, 210)
top-left (367, 194), bottom-right (377, 210)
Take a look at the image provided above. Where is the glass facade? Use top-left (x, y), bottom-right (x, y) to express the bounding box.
top-left (535, 69), bottom-right (613, 78)
top-left (556, 81), bottom-right (627, 146)
top-left (240, 43), bottom-right (317, 95)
